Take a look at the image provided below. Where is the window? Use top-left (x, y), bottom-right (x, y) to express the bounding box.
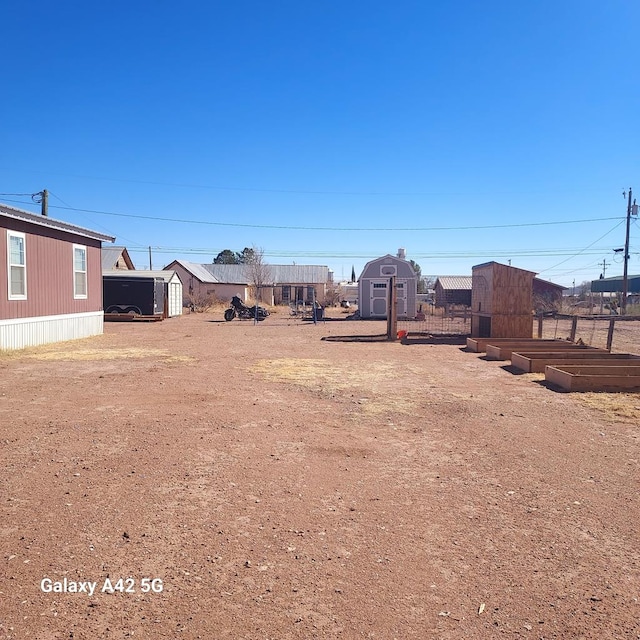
top-left (8, 232), bottom-right (26, 299)
top-left (306, 286), bottom-right (315, 302)
top-left (282, 285), bottom-right (291, 303)
top-left (73, 244), bottom-right (87, 299)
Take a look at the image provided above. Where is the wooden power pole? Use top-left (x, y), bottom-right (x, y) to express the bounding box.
top-left (622, 188), bottom-right (637, 315)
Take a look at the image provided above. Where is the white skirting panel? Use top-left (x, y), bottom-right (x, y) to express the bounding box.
top-left (0, 311), bottom-right (104, 351)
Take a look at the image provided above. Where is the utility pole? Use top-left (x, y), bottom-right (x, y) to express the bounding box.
top-left (599, 259), bottom-right (609, 314)
top-left (148, 246), bottom-right (152, 270)
top-left (622, 188), bottom-right (637, 315)
top-left (599, 258), bottom-right (609, 279)
top-left (33, 189), bottom-right (49, 216)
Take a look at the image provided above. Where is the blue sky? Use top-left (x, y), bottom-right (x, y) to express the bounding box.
top-left (3, 1), bottom-right (639, 287)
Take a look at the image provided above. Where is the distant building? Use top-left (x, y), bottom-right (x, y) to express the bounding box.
top-left (164, 260), bottom-right (332, 306)
top-left (434, 276), bottom-right (472, 308)
top-left (101, 245), bottom-right (135, 271)
top-left (591, 274), bottom-right (640, 294)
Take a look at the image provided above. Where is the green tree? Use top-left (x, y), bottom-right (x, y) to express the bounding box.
top-left (408, 260), bottom-right (427, 294)
top-left (214, 249), bottom-right (240, 264)
top-left (238, 247), bottom-right (257, 264)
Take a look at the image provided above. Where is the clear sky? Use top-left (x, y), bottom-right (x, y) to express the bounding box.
top-left (3, 1), bottom-right (639, 287)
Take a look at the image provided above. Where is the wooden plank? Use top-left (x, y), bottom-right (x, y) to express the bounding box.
top-left (545, 366), bottom-right (640, 392)
top-left (545, 364), bottom-right (640, 376)
top-left (104, 313), bottom-right (164, 322)
top-left (511, 352), bottom-right (640, 373)
top-left (486, 342), bottom-right (601, 361)
top-left (466, 337), bottom-right (569, 353)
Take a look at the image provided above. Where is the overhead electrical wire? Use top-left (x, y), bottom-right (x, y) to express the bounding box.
top-left (538, 220), bottom-right (626, 275)
top-left (2, 195), bottom-right (629, 280)
top-left (2, 199), bottom-right (624, 233)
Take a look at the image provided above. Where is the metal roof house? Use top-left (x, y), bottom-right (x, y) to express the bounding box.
top-left (101, 245), bottom-right (135, 271)
top-left (591, 274), bottom-right (640, 294)
top-left (164, 260), bottom-right (251, 306)
top-left (358, 251), bottom-right (418, 319)
top-left (164, 260), bottom-right (332, 306)
top-left (1, 202), bottom-right (114, 350)
top-left (434, 276), bottom-right (472, 307)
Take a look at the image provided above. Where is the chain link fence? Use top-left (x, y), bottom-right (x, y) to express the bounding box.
top-left (538, 315), bottom-right (640, 355)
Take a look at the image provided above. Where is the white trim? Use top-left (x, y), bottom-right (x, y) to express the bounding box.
top-left (7, 230), bottom-right (27, 300)
top-left (0, 311), bottom-right (104, 350)
top-left (73, 244), bottom-right (88, 299)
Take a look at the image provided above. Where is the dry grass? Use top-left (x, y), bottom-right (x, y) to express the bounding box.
top-left (578, 392), bottom-right (640, 423)
top-left (251, 357), bottom-right (426, 415)
top-left (0, 340), bottom-right (193, 363)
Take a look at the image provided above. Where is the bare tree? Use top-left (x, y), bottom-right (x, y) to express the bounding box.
top-left (245, 245), bottom-right (272, 303)
top-left (323, 281), bottom-right (341, 307)
top-left (186, 290), bottom-right (218, 313)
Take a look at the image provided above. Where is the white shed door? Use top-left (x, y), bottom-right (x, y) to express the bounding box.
top-left (169, 282), bottom-right (182, 316)
top-left (370, 280), bottom-right (388, 316)
top-left (396, 279), bottom-right (407, 316)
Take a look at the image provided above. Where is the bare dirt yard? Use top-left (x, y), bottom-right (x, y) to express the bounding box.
top-left (1, 309), bottom-right (639, 639)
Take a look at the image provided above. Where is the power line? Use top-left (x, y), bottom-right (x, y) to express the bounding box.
top-left (538, 221), bottom-right (626, 274)
top-left (18, 201), bottom-right (626, 233)
top-left (125, 246), bottom-right (616, 259)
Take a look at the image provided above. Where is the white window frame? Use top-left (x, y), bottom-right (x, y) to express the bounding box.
top-left (7, 231), bottom-right (27, 300)
top-left (73, 244), bottom-right (88, 299)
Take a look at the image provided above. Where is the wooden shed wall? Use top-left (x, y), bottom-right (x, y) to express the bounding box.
top-left (491, 263), bottom-right (534, 315)
top-left (471, 264), bottom-right (494, 314)
top-left (471, 263), bottom-right (535, 339)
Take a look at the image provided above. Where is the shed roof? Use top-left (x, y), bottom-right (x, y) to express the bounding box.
top-left (0, 203), bottom-right (115, 242)
top-left (359, 254), bottom-right (417, 279)
top-left (472, 261), bottom-right (537, 275)
top-left (101, 246), bottom-right (135, 270)
top-left (103, 269), bottom-right (182, 284)
top-left (533, 277), bottom-right (566, 291)
top-left (435, 276), bottom-right (472, 290)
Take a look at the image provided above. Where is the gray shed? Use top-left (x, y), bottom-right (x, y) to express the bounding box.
top-left (358, 253), bottom-right (417, 319)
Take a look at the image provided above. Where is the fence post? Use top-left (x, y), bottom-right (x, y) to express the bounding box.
top-left (606, 317), bottom-right (615, 352)
top-left (387, 276), bottom-right (397, 340)
top-left (537, 314), bottom-right (543, 339)
top-left (569, 316), bottom-right (578, 342)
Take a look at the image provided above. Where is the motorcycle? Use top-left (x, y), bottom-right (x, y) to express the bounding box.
top-left (224, 295), bottom-right (269, 322)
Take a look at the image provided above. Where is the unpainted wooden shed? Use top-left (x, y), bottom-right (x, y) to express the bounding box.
top-left (471, 262), bottom-right (536, 338)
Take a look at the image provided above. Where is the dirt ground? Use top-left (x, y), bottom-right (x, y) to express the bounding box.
top-left (1, 308), bottom-right (639, 639)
